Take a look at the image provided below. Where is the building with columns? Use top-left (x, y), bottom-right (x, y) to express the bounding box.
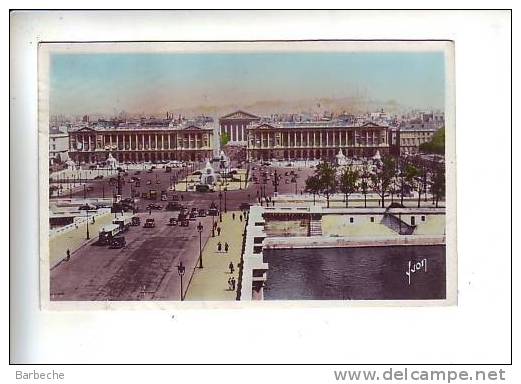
top-left (219, 110), bottom-right (260, 144)
top-left (68, 121), bottom-right (214, 164)
top-left (246, 121), bottom-right (390, 161)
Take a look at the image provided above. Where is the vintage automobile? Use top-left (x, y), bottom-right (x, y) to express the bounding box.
top-left (109, 236), bottom-right (126, 249)
top-left (168, 218), bottom-right (178, 226)
top-left (180, 218), bottom-right (189, 227)
top-left (165, 202), bottom-right (184, 211)
top-left (146, 203), bottom-right (162, 210)
top-left (189, 211), bottom-right (197, 221)
top-left (131, 216), bottom-right (141, 226)
top-left (79, 203), bottom-right (96, 211)
top-left (198, 209), bottom-right (207, 217)
top-left (144, 218), bottom-right (156, 228)
top-left (239, 202), bottom-right (251, 211)
top-left (195, 184), bottom-right (211, 192)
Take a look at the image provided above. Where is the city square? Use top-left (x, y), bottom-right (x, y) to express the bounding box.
top-left (45, 45), bottom-right (449, 303)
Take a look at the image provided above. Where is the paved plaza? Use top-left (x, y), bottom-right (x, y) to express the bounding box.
top-left (48, 161), bottom-right (446, 302)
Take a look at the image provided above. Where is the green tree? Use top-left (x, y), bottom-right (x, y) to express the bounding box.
top-left (404, 163), bottom-right (426, 208)
top-left (430, 165), bottom-right (445, 208)
top-left (419, 128), bottom-right (445, 155)
top-left (399, 163), bottom-right (419, 206)
top-left (220, 132), bottom-right (230, 147)
top-left (370, 156), bottom-right (396, 208)
top-left (315, 162), bottom-right (337, 208)
top-left (339, 168), bottom-right (359, 207)
top-left (304, 174), bottom-right (321, 206)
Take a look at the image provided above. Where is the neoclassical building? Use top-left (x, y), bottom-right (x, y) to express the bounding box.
top-left (398, 123), bottom-right (438, 156)
top-left (68, 122), bottom-right (214, 164)
top-left (246, 121), bottom-right (390, 161)
top-left (219, 110), bottom-right (260, 144)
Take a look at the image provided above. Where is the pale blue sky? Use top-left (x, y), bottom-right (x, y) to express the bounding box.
top-left (50, 51), bottom-right (445, 116)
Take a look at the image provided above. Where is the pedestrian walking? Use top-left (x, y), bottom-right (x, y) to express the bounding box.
top-left (232, 213), bottom-right (235, 221)
top-left (224, 242), bottom-right (229, 253)
top-left (92, 216), bottom-right (95, 224)
top-left (231, 277), bottom-right (236, 291)
top-left (229, 262), bottom-right (234, 274)
top-left (217, 226), bottom-right (221, 236)
top-left (65, 249), bottom-right (71, 261)
top-left (239, 214), bottom-right (243, 222)
top-left (228, 277), bottom-right (232, 291)
top-left (217, 242), bottom-right (222, 252)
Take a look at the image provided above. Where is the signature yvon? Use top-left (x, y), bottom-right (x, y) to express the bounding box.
top-left (405, 259), bottom-right (428, 285)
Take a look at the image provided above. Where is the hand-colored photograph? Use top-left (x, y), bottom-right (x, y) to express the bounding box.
top-left (40, 41), bottom-right (455, 305)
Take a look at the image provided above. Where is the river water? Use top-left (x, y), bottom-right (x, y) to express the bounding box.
top-left (263, 245), bottom-right (446, 300)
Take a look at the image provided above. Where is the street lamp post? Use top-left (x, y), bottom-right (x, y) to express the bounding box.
top-left (224, 187), bottom-right (227, 213)
top-left (177, 261), bottom-right (185, 301)
top-left (197, 222), bottom-right (203, 268)
top-left (219, 191), bottom-right (223, 222)
top-left (85, 209), bottom-right (90, 240)
top-left (211, 202), bottom-right (215, 237)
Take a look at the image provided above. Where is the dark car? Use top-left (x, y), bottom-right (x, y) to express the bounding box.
top-left (189, 211), bottom-right (197, 220)
top-left (79, 203), bottom-right (96, 211)
top-left (165, 202), bottom-right (184, 211)
top-left (131, 216), bottom-right (141, 226)
top-left (198, 209), bottom-right (207, 217)
top-left (109, 236), bottom-right (126, 249)
top-left (144, 218), bottom-right (156, 228)
top-left (172, 194), bottom-right (180, 201)
top-left (195, 184), bottom-right (211, 192)
top-left (239, 202), bottom-right (251, 211)
top-left (180, 218), bottom-right (189, 227)
top-left (147, 203), bottom-right (162, 210)
top-left (168, 218), bottom-right (178, 226)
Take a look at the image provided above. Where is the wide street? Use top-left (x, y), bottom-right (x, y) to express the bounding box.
top-left (50, 210), bottom-right (214, 301)
top-left (49, 162), bottom-right (313, 301)
top-left (50, 162), bottom-right (314, 211)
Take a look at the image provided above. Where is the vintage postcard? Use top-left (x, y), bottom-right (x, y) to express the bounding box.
top-left (39, 40), bottom-right (456, 308)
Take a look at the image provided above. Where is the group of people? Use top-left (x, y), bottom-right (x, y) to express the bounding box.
top-left (227, 276), bottom-right (237, 291)
top-left (217, 241), bottom-right (229, 253)
top-left (231, 212), bottom-right (243, 222)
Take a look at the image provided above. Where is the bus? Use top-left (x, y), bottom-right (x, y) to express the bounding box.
top-left (98, 224), bottom-right (121, 245)
top-left (112, 216), bottom-right (132, 231)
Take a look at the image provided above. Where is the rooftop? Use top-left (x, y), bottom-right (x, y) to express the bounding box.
top-left (247, 120), bottom-right (389, 130)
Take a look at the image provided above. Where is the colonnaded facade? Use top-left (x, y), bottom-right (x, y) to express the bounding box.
top-left (246, 121), bottom-right (390, 161)
top-left (219, 110), bottom-right (260, 144)
top-left (68, 122), bottom-right (214, 164)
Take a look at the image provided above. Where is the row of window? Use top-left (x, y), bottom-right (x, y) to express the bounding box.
top-left (348, 216), bottom-right (426, 223)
